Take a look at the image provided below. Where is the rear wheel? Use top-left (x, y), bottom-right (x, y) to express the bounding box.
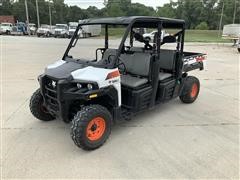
top-left (180, 76), bottom-right (200, 103)
top-left (71, 105), bottom-right (112, 150)
top-left (29, 89), bottom-right (55, 121)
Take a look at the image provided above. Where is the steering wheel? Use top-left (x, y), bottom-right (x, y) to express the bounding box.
top-left (117, 57), bottom-right (127, 74)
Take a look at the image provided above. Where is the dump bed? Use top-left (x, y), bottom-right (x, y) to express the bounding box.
top-left (182, 52), bottom-right (206, 72)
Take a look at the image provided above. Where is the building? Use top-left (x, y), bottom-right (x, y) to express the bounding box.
top-left (0, 16), bottom-right (15, 24)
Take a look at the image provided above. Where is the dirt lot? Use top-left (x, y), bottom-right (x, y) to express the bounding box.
top-left (1, 36), bottom-right (239, 179)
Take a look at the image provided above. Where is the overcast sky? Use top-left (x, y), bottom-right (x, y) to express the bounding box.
top-left (65, 0), bottom-right (171, 9)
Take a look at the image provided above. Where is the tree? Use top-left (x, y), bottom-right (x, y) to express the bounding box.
top-left (1, 0), bottom-right (239, 29)
top-left (105, 0), bottom-right (133, 16)
top-left (195, 22), bottom-right (209, 30)
top-left (174, 0), bottom-right (203, 29)
top-left (156, 1), bottom-right (176, 18)
top-left (217, 0), bottom-right (240, 27)
top-left (128, 3), bottom-right (155, 16)
top-left (0, 0), bottom-right (13, 15)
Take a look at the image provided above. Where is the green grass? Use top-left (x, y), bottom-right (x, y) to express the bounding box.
top-left (184, 30), bottom-right (230, 43)
top-left (100, 27), bottom-right (125, 37)
top-left (100, 28), bottom-right (231, 43)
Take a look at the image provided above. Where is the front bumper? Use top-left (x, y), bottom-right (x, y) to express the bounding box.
top-left (54, 31), bottom-right (66, 37)
top-left (37, 32), bottom-right (48, 36)
top-left (39, 75), bottom-right (104, 122)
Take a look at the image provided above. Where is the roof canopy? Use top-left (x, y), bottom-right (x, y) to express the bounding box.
top-left (79, 16), bottom-right (185, 29)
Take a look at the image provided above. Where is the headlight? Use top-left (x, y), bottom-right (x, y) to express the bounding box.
top-left (87, 84), bottom-right (93, 90)
top-left (73, 82), bottom-right (98, 91)
top-left (76, 83), bottom-right (82, 89)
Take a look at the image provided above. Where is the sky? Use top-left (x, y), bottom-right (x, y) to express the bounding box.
top-left (65, 0), bottom-right (171, 9)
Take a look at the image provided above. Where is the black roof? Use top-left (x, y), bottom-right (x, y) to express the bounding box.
top-left (79, 16), bottom-right (185, 28)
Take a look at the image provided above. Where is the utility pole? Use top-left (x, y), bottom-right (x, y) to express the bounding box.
top-left (233, 0), bottom-right (237, 24)
top-left (218, 1), bottom-right (224, 37)
top-left (49, 0), bottom-right (52, 28)
top-left (24, 0), bottom-right (30, 35)
top-left (36, 0), bottom-right (40, 28)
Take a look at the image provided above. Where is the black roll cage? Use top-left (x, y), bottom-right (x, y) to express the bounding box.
top-left (63, 17), bottom-right (185, 66)
top-left (63, 17), bottom-right (186, 107)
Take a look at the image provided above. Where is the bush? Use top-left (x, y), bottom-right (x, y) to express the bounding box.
top-left (195, 22), bottom-right (209, 30)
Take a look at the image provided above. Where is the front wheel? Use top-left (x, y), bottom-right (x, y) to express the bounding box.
top-left (238, 48), bottom-right (240, 53)
top-left (29, 89), bottom-right (55, 121)
top-left (71, 105), bottom-right (112, 150)
top-left (180, 76), bottom-right (200, 103)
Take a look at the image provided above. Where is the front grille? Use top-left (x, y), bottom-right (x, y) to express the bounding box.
top-left (44, 77), bottom-right (59, 111)
top-left (69, 31), bottom-right (74, 36)
top-left (55, 31), bottom-right (61, 35)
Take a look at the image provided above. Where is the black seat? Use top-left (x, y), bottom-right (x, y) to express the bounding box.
top-left (159, 49), bottom-right (176, 81)
top-left (96, 48), bottom-right (117, 66)
top-left (101, 49), bottom-right (151, 88)
top-left (120, 52), bottom-right (151, 88)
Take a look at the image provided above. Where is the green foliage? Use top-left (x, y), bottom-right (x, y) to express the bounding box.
top-left (0, 0), bottom-right (13, 15)
top-left (195, 22), bottom-right (209, 30)
top-left (156, 3), bottom-right (176, 18)
top-left (0, 0), bottom-right (239, 30)
top-left (128, 3), bottom-right (155, 16)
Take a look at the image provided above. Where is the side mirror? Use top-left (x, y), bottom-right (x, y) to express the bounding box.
top-left (163, 35), bottom-right (176, 43)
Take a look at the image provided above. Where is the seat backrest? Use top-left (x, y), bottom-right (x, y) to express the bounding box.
top-left (120, 52), bottom-right (151, 77)
top-left (130, 47), bottom-right (144, 52)
top-left (159, 49), bottom-right (176, 71)
top-left (102, 48), bottom-right (117, 60)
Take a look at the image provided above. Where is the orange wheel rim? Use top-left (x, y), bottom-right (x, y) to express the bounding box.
top-left (86, 117), bottom-right (106, 141)
top-left (190, 83), bottom-right (198, 98)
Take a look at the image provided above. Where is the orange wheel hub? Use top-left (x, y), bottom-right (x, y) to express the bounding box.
top-left (86, 117), bottom-right (106, 141)
top-left (190, 83), bottom-right (198, 98)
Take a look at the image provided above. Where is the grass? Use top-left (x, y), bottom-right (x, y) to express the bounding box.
top-left (100, 28), bottom-right (231, 43)
top-left (184, 30), bottom-right (230, 43)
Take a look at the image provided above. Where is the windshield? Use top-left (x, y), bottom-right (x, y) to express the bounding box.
top-left (56, 25), bottom-right (67, 29)
top-left (29, 24), bottom-right (35, 27)
top-left (66, 24), bottom-right (126, 61)
top-left (69, 26), bottom-right (77, 29)
top-left (1, 24), bottom-right (11, 26)
top-left (41, 25), bottom-right (49, 28)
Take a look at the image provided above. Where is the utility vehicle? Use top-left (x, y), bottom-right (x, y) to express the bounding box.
top-left (0, 22), bottom-right (13, 35)
top-left (11, 22), bottom-right (28, 35)
top-left (29, 23), bottom-right (37, 35)
top-left (30, 16), bottom-right (206, 150)
top-left (37, 24), bottom-right (54, 37)
top-left (143, 30), bottom-right (168, 42)
top-left (68, 22), bottom-right (78, 38)
top-left (54, 24), bottom-right (68, 38)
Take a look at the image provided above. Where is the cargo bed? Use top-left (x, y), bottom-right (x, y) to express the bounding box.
top-left (182, 52), bottom-right (206, 72)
